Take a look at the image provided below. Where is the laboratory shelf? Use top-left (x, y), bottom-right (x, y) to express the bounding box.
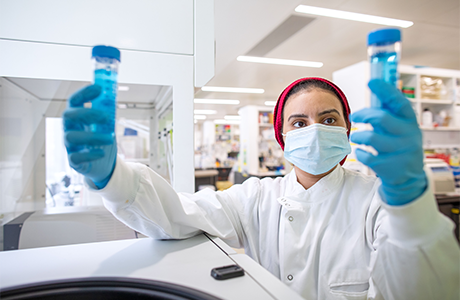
top-left (406, 98), bottom-right (454, 105)
top-left (420, 126), bottom-right (460, 131)
top-left (419, 99), bottom-right (454, 104)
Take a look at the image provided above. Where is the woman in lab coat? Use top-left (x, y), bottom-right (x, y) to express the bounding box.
top-left (64, 77), bottom-right (459, 299)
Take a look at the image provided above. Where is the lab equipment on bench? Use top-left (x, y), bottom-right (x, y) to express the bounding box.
top-left (0, 234), bottom-right (304, 300)
top-left (425, 158), bottom-right (456, 195)
top-left (211, 265), bottom-right (245, 280)
top-left (367, 28), bottom-right (401, 108)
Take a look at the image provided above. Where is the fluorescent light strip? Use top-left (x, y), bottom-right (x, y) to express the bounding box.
top-left (194, 115), bottom-right (207, 120)
top-left (265, 101), bottom-right (277, 106)
top-left (194, 99), bottom-right (240, 105)
top-left (194, 109), bottom-right (217, 115)
top-left (201, 86), bottom-right (264, 94)
top-left (118, 86), bottom-right (130, 91)
top-left (214, 119), bottom-right (240, 125)
top-left (295, 5), bottom-right (413, 28)
top-left (224, 115), bottom-right (241, 120)
top-left (237, 56), bottom-right (322, 68)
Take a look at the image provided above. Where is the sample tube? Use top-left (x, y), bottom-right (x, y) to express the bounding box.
top-left (91, 45), bottom-right (121, 135)
top-left (367, 28), bottom-right (401, 108)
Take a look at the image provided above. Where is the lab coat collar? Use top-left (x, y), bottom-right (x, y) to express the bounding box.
top-left (283, 165), bottom-right (344, 203)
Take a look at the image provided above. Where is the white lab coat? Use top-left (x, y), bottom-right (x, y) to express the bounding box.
top-left (93, 157), bottom-right (460, 299)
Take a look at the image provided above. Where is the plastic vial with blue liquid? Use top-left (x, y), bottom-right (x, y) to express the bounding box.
top-left (91, 45), bottom-right (121, 135)
top-left (367, 28), bottom-right (401, 108)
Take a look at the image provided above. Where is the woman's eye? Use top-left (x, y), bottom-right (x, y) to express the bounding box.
top-left (323, 118), bottom-right (335, 125)
top-left (293, 121), bottom-right (306, 128)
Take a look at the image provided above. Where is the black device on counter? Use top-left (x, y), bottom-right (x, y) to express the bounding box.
top-left (211, 265), bottom-right (244, 280)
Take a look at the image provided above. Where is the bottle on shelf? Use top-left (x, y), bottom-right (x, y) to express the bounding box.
top-left (263, 113), bottom-right (269, 124)
top-left (422, 108), bottom-right (433, 127)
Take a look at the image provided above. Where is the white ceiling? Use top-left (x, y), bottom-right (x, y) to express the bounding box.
top-left (194, 0), bottom-right (460, 121)
top-left (5, 1), bottom-right (458, 122)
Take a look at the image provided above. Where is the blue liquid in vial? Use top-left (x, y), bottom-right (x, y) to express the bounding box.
top-left (370, 51), bottom-right (398, 107)
top-left (91, 68), bottom-right (118, 134)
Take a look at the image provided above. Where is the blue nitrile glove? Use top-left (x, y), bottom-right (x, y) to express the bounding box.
top-left (63, 85), bottom-right (117, 189)
top-left (350, 79), bottom-right (428, 205)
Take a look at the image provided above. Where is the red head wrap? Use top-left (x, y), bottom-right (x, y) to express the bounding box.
top-left (273, 77), bottom-right (351, 164)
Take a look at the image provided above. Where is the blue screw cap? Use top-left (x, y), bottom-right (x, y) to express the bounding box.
top-left (367, 28), bottom-right (401, 46)
top-left (92, 45), bottom-right (121, 62)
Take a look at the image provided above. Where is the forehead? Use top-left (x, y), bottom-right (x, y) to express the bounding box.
top-left (284, 88), bottom-right (343, 114)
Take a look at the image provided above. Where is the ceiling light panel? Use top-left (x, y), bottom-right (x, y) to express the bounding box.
top-left (194, 99), bottom-right (240, 105)
top-left (194, 115), bottom-right (207, 120)
top-left (201, 86), bottom-right (264, 94)
top-left (224, 115), bottom-right (242, 120)
top-left (237, 56), bottom-right (322, 68)
top-left (265, 101), bottom-right (277, 106)
top-left (194, 109), bottom-right (217, 114)
top-left (295, 5), bottom-right (414, 28)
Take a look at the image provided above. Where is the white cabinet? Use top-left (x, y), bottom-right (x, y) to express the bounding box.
top-left (0, 0), bottom-right (193, 55)
top-left (0, 0), bottom-right (215, 217)
top-left (333, 61), bottom-right (460, 150)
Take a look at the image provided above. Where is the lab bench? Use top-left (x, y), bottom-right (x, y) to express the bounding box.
top-left (194, 168), bottom-right (233, 192)
top-left (233, 171), bottom-right (286, 185)
top-left (436, 194), bottom-right (460, 241)
top-left (195, 169), bottom-right (219, 192)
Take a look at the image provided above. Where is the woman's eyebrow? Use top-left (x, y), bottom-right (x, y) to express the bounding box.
top-left (318, 109), bottom-right (341, 116)
top-left (288, 113), bottom-right (308, 121)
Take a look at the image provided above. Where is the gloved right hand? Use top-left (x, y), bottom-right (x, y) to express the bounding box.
top-left (350, 79), bottom-right (427, 206)
top-left (63, 85), bottom-right (117, 189)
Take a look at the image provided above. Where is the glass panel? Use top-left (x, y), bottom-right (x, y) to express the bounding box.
top-left (0, 76), bottom-right (170, 222)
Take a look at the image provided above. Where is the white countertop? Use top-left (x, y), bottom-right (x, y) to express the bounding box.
top-left (0, 233), bottom-right (303, 300)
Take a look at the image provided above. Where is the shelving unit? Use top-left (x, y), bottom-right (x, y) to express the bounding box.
top-left (333, 62), bottom-right (460, 174)
top-left (214, 124), bottom-right (240, 162)
top-left (238, 105), bottom-right (284, 174)
top-left (398, 65), bottom-right (460, 131)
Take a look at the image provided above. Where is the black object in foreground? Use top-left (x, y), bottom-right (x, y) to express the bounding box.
top-left (0, 277), bottom-right (222, 300)
top-left (211, 265), bottom-right (245, 280)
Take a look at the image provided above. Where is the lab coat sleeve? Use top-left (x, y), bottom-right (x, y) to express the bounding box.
top-left (369, 185), bottom-right (460, 300)
top-left (89, 156), bottom-right (260, 248)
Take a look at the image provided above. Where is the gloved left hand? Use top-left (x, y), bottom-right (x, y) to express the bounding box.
top-left (350, 79), bottom-right (427, 205)
top-left (63, 85), bottom-right (117, 189)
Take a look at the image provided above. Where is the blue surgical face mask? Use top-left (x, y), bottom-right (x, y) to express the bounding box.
top-left (282, 123), bottom-right (351, 175)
